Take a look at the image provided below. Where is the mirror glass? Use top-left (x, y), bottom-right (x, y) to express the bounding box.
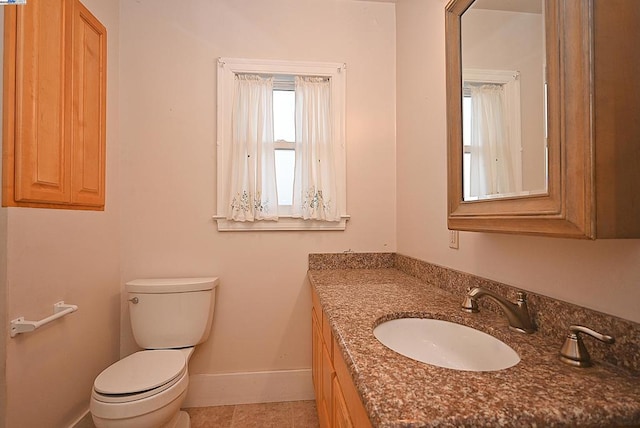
top-left (461, 0), bottom-right (547, 201)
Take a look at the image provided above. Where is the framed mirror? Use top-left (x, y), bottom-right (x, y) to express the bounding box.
top-left (446, 0), bottom-right (595, 238)
top-left (460, 0), bottom-right (547, 202)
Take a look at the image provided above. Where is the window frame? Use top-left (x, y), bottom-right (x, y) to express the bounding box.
top-left (214, 57), bottom-right (348, 231)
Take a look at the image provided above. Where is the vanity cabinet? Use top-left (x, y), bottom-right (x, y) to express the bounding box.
top-left (2, 0), bottom-right (107, 210)
top-left (446, 0), bottom-right (640, 238)
top-left (311, 287), bottom-right (372, 428)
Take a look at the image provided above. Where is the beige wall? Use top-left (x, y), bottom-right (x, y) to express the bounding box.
top-left (1, 1), bottom-right (121, 426)
top-left (118, 0), bottom-right (397, 377)
top-left (396, 0), bottom-right (640, 324)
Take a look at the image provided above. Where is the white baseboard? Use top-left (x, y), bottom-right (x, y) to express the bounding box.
top-left (183, 369), bottom-right (315, 408)
top-left (70, 410), bottom-right (93, 428)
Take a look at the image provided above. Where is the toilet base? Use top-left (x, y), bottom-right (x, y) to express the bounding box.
top-left (91, 386), bottom-right (188, 428)
top-left (175, 411), bottom-right (190, 428)
top-left (92, 409), bottom-right (189, 428)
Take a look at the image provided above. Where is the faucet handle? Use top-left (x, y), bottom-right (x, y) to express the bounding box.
top-left (559, 325), bottom-right (615, 367)
top-left (461, 287), bottom-right (478, 313)
top-left (568, 325), bottom-right (614, 343)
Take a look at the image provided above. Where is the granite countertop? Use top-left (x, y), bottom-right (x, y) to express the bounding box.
top-left (308, 268), bottom-right (640, 428)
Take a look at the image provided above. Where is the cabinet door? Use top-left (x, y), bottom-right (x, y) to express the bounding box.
top-left (10, 0), bottom-right (71, 204)
top-left (2, 0), bottom-right (106, 209)
top-left (332, 377), bottom-right (353, 428)
top-left (445, 0), bottom-right (640, 238)
top-left (319, 340), bottom-right (334, 428)
top-left (333, 336), bottom-right (373, 428)
top-left (70, 0), bottom-right (106, 206)
top-left (311, 308), bottom-right (322, 404)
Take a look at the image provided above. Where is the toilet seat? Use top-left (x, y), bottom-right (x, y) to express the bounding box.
top-left (93, 350), bottom-right (186, 404)
top-left (90, 366), bottom-right (189, 424)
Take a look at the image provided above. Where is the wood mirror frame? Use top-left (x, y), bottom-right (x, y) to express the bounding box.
top-left (445, 0), bottom-right (595, 239)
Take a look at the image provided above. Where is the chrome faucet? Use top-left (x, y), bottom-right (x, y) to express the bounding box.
top-left (461, 287), bottom-right (536, 333)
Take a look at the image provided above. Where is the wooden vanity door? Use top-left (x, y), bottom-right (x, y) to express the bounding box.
top-left (3, 0), bottom-right (106, 209)
top-left (332, 377), bottom-right (354, 428)
top-left (70, 0), bottom-right (106, 207)
top-left (10, 0), bottom-right (71, 204)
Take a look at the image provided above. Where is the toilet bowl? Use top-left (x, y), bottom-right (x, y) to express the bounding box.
top-left (90, 348), bottom-right (192, 428)
top-left (90, 277), bottom-right (218, 428)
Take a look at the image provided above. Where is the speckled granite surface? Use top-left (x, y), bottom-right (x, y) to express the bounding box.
top-left (307, 255), bottom-right (640, 428)
top-left (394, 254), bottom-right (640, 374)
top-left (308, 252), bottom-right (396, 270)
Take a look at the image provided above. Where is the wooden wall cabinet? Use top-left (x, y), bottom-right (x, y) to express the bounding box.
top-left (311, 288), bottom-right (372, 428)
top-left (446, 0), bottom-right (640, 238)
top-left (2, 0), bottom-right (107, 210)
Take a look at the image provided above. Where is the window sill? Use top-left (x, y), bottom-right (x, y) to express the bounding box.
top-left (213, 215), bottom-right (350, 232)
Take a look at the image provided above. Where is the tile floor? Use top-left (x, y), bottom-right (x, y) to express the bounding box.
top-left (80, 400), bottom-right (319, 428)
top-left (186, 401), bottom-right (319, 428)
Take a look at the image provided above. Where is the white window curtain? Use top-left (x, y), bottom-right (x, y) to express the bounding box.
top-left (292, 76), bottom-right (340, 221)
top-left (469, 84), bottom-right (515, 197)
top-left (227, 74), bottom-right (278, 221)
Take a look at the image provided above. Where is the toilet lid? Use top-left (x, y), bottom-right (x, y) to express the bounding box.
top-left (94, 350), bottom-right (186, 395)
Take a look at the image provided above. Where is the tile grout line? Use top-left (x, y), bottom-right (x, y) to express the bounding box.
top-left (289, 401), bottom-right (296, 428)
top-left (229, 404), bottom-right (238, 428)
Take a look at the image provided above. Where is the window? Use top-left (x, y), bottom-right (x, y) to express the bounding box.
top-left (215, 58), bottom-right (348, 231)
top-left (462, 69), bottom-right (522, 201)
top-left (462, 94), bottom-right (472, 200)
top-left (273, 80), bottom-right (296, 208)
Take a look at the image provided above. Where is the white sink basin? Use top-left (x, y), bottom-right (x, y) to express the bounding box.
top-left (373, 318), bottom-right (520, 371)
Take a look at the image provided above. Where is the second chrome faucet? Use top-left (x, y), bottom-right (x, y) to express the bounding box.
top-left (461, 287), bottom-right (536, 334)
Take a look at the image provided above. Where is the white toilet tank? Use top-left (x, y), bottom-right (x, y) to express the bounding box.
top-left (126, 277), bottom-right (219, 349)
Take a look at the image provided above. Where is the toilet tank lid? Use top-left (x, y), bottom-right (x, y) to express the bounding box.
top-left (126, 277), bottom-right (219, 293)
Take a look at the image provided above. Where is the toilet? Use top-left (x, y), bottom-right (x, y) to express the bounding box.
top-left (90, 277), bottom-right (219, 428)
